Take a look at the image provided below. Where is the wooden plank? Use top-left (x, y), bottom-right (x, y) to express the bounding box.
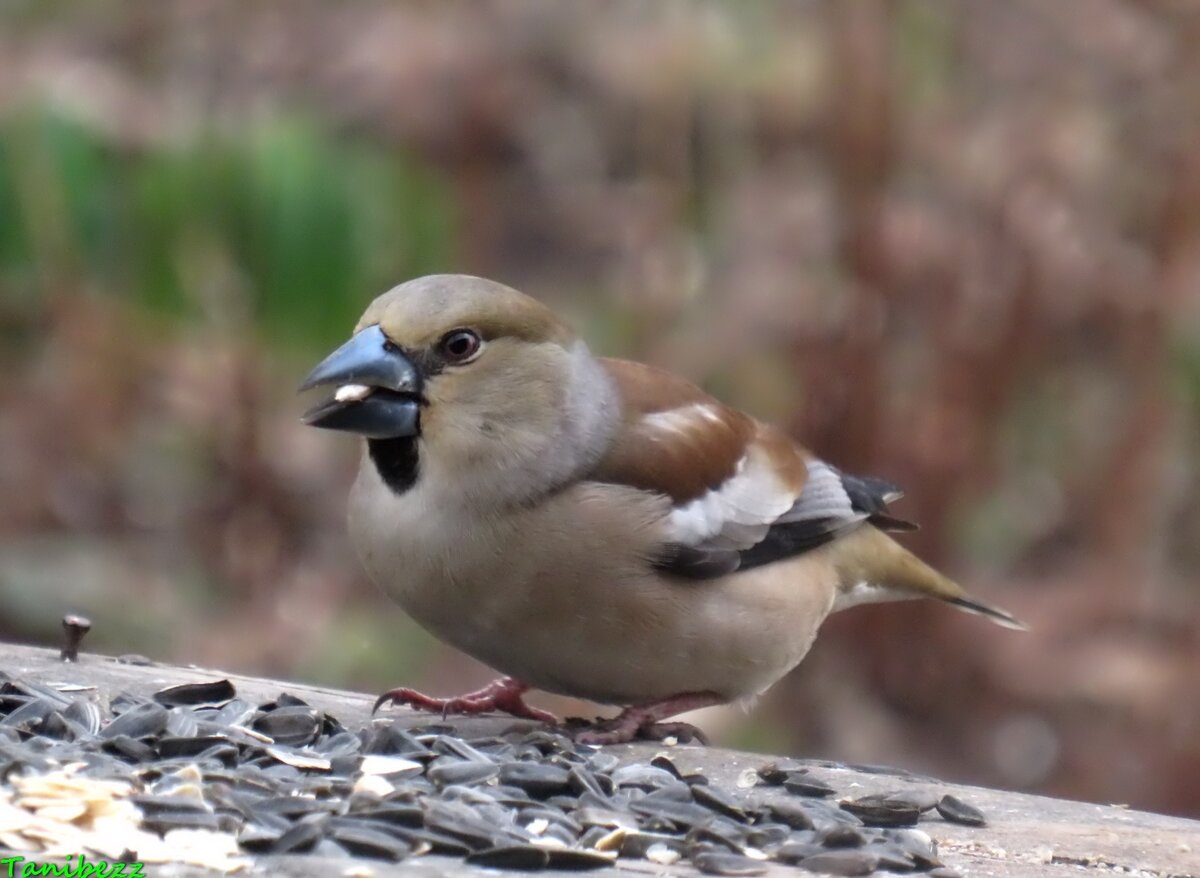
top-left (1, 642), bottom-right (1196, 877)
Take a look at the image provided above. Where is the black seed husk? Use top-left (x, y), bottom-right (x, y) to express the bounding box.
top-left (153, 679), bottom-right (237, 708)
top-left (936, 794), bottom-right (987, 826)
top-left (799, 850), bottom-right (881, 875)
top-left (692, 851), bottom-right (768, 876)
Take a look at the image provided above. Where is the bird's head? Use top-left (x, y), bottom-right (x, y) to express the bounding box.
top-left (300, 275), bottom-right (616, 499)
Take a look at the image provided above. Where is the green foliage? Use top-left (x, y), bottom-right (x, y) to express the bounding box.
top-left (895, 0), bottom-right (957, 106)
top-left (297, 600), bottom-right (441, 691)
top-left (0, 108), bottom-right (457, 349)
top-left (1177, 339), bottom-right (1200, 412)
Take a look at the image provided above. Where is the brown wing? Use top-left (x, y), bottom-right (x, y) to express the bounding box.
top-left (589, 358), bottom-right (914, 578)
top-left (590, 358), bottom-right (807, 543)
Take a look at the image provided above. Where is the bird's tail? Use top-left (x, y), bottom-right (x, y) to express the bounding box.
top-left (829, 526), bottom-right (1027, 631)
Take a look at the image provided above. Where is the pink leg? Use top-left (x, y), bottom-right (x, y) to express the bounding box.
top-left (573, 692), bottom-right (724, 745)
top-left (373, 676), bottom-right (558, 724)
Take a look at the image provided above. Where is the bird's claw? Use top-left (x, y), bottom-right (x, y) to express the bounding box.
top-left (565, 691), bottom-right (721, 745)
top-left (569, 717), bottom-right (710, 746)
top-left (372, 678), bottom-right (559, 725)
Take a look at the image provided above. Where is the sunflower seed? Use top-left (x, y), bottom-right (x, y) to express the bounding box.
top-left (868, 840), bottom-right (919, 871)
top-left (273, 815), bottom-right (329, 853)
top-left (611, 764), bottom-right (678, 791)
top-left (61, 699), bottom-right (102, 735)
top-left (101, 733), bottom-right (156, 762)
top-left (255, 796), bottom-right (340, 819)
top-left (34, 710), bottom-right (73, 740)
top-left (646, 842), bottom-right (681, 864)
top-left (99, 701), bottom-right (168, 739)
top-left (882, 788), bottom-right (942, 812)
top-left (401, 827), bottom-right (474, 856)
top-left (687, 819), bottom-right (751, 855)
top-left (620, 831), bottom-right (687, 859)
top-left (628, 795), bottom-right (714, 829)
top-left (843, 761), bottom-right (926, 779)
top-left (131, 794), bottom-right (212, 814)
top-left (237, 823), bottom-right (283, 851)
top-left (196, 691), bottom-right (243, 719)
top-left (362, 723), bottom-right (430, 758)
top-left (745, 823), bottom-right (791, 849)
top-left (158, 735), bottom-right (236, 760)
top-left (575, 806), bottom-right (638, 831)
top-left (692, 851), bottom-right (768, 876)
top-left (757, 759), bottom-right (807, 785)
top-left (888, 828), bottom-right (941, 867)
top-left (839, 793), bottom-right (922, 827)
top-left (649, 754), bottom-right (684, 778)
top-left (776, 841), bottom-right (824, 863)
top-left (359, 754), bottom-right (424, 777)
top-left (423, 800), bottom-right (516, 849)
top-left (693, 783), bottom-right (748, 821)
top-left (253, 705), bottom-right (321, 746)
top-left (763, 799), bottom-right (816, 830)
top-left (586, 751), bottom-right (620, 774)
top-left (466, 844), bottom-right (550, 870)
top-left (434, 735), bottom-right (498, 763)
top-left (146, 808), bottom-right (226, 833)
top-left (428, 758), bottom-right (501, 787)
top-left (936, 794), bottom-right (987, 826)
top-left (499, 762), bottom-right (571, 797)
top-left (163, 707), bottom-right (200, 738)
top-left (153, 679), bottom-right (236, 707)
top-left (263, 746), bottom-right (332, 771)
top-left (519, 805), bottom-right (582, 836)
top-left (546, 848), bottom-right (616, 869)
top-left (798, 850), bottom-right (881, 875)
top-left (818, 824), bottom-right (866, 848)
top-left (785, 774), bottom-right (836, 797)
top-left (567, 765), bottom-right (611, 797)
top-left (330, 823), bottom-right (411, 860)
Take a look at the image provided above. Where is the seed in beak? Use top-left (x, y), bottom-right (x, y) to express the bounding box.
top-left (334, 383), bottom-right (373, 403)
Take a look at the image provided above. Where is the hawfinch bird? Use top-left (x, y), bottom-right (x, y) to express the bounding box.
top-left (301, 275), bottom-right (1022, 744)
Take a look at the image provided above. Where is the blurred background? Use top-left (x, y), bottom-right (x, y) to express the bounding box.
top-left (1, 0), bottom-right (1198, 818)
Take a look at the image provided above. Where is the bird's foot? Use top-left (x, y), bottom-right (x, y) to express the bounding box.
top-left (372, 676), bottom-right (559, 724)
top-left (571, 692), bottom-right (722, 745)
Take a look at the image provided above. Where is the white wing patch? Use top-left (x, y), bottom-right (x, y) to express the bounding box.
top-left (776, 461), bottom-right (856, 524)
top-left (667, 448), bottom-right (798, 549)
top-left (641, 403), bottom-right (724, 437)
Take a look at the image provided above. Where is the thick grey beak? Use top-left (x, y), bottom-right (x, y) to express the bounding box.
top-left (299, 325), bottom-right (423, 439)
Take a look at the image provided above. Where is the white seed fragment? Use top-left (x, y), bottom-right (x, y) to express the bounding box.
top-left (264, 746), bottom-right (331, 772)
top-left (353, 774), bottom-right (395, 798)
top-left (358, 755), bottom-right (423, 777)
top-left (335, 383), bottom-right (373, 403)
top-left (593, 827), bottom-right (626, 851)
top-left (736, 768), bottom-right (759, 789)
top-left (646, 843), bottom-right (681, 865)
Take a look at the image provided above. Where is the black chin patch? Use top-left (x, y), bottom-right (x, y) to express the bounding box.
top-left (368, 436), bottom-right (420, 495)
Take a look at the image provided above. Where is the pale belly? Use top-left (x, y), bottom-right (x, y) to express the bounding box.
top-left (348, 463), bottom-right (838, 705)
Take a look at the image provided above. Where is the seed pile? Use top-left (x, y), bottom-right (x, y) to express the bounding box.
top-left (0, 672), bottom-right (987, 875)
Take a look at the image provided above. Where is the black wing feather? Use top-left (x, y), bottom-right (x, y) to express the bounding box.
top-left (657, 464), bottom-right (916, 580)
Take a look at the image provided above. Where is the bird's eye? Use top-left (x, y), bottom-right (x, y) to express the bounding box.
top-left (437, 329), bottom-right (482, 363)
